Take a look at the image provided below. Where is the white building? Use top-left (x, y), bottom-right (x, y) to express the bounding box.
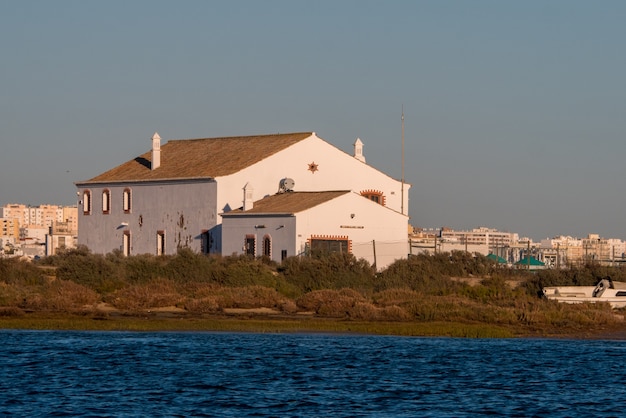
top-left (222, 190), bottom-right (408, 269)
top-left (76, 131), bottom-right (410, 265)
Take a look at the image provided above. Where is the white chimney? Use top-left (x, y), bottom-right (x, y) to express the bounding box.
top-left (243, 182), bottom-right (254, 211)
top-left (353, 137), bottom-right (366, 163)
top-left (151, 132), bottom-right (161, 170)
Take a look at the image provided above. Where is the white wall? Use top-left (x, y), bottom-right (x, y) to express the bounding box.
top-left (215, 134), bottom-right (410, 225)
top-left (295, 192), bottom-right (408, 269)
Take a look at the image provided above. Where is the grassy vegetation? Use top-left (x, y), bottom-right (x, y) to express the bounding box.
top-left (1, 246), bottom-right (625, 338)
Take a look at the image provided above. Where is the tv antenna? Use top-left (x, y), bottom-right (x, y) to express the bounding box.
top-left (401, 105), bottom-right (405, 215)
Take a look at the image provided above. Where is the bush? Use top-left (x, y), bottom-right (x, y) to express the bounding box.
top-left (214, 285), bottom-right (286, 309)
top-left (20, 280), bottom-right (99, 311)
top-left (296, 288), bottom-right (366, 317)
top-left (372, 288), bottom-right (420, 307)
top-left (0, 258), bottom-right (46, 286)
top-left (279, 253), bottom-right (376, 293)
top-left (53, 248), bottom-right (124, 294)
top-left (107, 278), bottom-right (182, 311)
top-left (376, 255), bottom-right (462, 294)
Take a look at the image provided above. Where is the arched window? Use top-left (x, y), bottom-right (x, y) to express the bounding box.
top-left (82, 190), bottom-right (92, 215)
top-left (102, 189), bottom-right (111, 214)
top-left (156, 230), bottom-right (165, 255)
top-left (123, 188), bottom-right (132, 213)
top-left (360, 190), bottom-right (385, 206)
top-left (245, 235), bottom-right (256, 256)
top-left (123, 231), bottom-right (131, 256)
top-left (263, 235), bottom-right (271, 258)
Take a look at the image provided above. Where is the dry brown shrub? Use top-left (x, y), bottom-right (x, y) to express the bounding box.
top-left (277, 299), bottom-right (298, 314)
top-left (20, 280), bottom-right (99, 311)
top-left (296, 289), bottom-right (366, 317)
top-left (379, 305), bottom-right (413, 321)
top-left (184, 296), bottom-right (221, 313)
top-left (177, 282), bottom-right (222, 299)
top-left (347, 301), bottom-right (380, 320)
top-left (110, 278), bottom-right (183, 310)
top-left (216, 286), bottom-right (285, 309)
top-left (0, 306), bottom-right (25, 317)
top-left (0, 282), bottom-right (24, 307)
top-left (372, 288), bottom-right (420, 307)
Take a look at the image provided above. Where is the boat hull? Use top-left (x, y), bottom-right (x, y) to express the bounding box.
top-left (543, 280), bottom-right (626, 309)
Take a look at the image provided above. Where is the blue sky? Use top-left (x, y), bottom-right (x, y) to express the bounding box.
top-left (2, 1), bottom-right (625, 241)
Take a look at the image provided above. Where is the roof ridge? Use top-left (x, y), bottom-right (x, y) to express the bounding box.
top-left (168, 131), bottom-right (314, 143)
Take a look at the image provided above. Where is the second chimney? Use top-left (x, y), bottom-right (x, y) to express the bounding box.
top-left (151, 132), bottom-right (161, 170)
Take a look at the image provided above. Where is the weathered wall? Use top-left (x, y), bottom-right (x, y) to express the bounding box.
top-left (77, 180), bottom-right (217, 255)
top-left (221, 215), bottom-right (297, 262)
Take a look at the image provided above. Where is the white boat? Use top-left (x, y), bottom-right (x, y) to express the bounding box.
top-left (543, 278), bottom-right (626, 308)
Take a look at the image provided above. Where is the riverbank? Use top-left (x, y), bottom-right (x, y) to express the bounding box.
top-left (4, 252), bottom-right (626, 339)
top-left (3, 307), bottom-right (625, 340)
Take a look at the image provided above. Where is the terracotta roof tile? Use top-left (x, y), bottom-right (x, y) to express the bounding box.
top-left (84, 132), bottom-right (313, 183)
top-left (226, 191), bottom-right (351, 215)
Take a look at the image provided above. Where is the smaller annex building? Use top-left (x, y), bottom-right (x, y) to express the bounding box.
top-left (221, 187), bottom-right (408, 270)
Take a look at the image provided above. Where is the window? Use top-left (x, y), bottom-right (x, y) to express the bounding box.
top-left (281, 250), bottom-right (287, 261)
top-left (360, 190), bottom-right (385, 206)
top-left (156, 230), bottom-right (165, 255)
top-left (123, 231), bottom-right (131, 256)
top-left (310, 235), bottom-right (351, 254)
top-left (245, 235), bottom-right (256, 256)
top-left (201, 230), bottom-right (210, 254)
top-left (82, 190), bottom-right (92, 215)
top-left (123, 188), bottom-right (132, 213)
top-left (263, 235), bottom-right (271, 258)
top-left (102, 189), bottom-right (111, 214)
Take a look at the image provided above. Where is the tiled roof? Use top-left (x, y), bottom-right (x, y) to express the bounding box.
top-left (83, 132), bottom-right (313, 183)
top-left (225, 191), bottom-right (351, 215)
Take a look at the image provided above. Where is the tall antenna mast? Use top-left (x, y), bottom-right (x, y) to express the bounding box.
top-left (401, 105), bottom-right (405, 215)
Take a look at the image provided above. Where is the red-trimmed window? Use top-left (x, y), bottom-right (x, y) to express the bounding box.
top-left (263, 235), bottom-right (272, 258)
top-left (245, 234), bottom-right (256, 256)
top-left (123, 230), bottom-right (131, 256)
top-left (360, 190), bottom-right (385, 206)
top-left (82, 190), bottom-right (92, 215)
top-left (156, 230), bottom-right (165, 255)
top-left (309, 235), bottom-right (351, 254)
top-left (123, 188), bottom-right (132, 213)
top-left (102, 189), bottom-right (111, 214)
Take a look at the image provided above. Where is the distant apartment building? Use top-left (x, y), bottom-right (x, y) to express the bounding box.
top-left (1, 203), bottom-right (78, 258)
top-left (1, 204), bottom-right (28, 228)
top-left (409, 227), bottom-right (520, 259)
top-left (440, 227), bottom-right (519, 249)
top-left (1, 218), bottom-right (20, 241)
top-left (1, 204), bottom-right (77, 231)
top-left (46, 221), bottom-right (77, 256)
top-left (540, 234), bottom-right (626, 267)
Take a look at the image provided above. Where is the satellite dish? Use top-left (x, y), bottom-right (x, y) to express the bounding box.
top-left (279, 178), bottom-right (295, 192)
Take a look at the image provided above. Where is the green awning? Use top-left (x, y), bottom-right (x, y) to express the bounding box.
top-left (487, 253), bottom-right (507, 264)
top-left (515, 256), bottom-right (545, 266)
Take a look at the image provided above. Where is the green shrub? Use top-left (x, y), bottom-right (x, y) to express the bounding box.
top-left (376, 255), bottom-right (462, 294)
top-left (53, 247), bottom-right (124, 294)
top-left (279, 253), bottom-right (376, 293)
top-left (0, 258), bottom-right (46, 286)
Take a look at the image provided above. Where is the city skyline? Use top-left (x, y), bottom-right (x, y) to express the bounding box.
top-left (2, 1), bottom-right (625, 242)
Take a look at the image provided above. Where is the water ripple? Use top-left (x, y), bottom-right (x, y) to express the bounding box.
top-left (1, 331), bottom-right (625, 416)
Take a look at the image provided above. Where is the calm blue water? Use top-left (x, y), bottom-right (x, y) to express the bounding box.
top-left (1, 331), bottom-right (625, 417)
